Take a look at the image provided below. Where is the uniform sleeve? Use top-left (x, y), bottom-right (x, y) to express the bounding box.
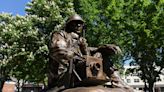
top-left (49, 32), bottom-right (74, 64)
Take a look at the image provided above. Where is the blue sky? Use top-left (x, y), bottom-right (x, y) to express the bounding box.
top-left (0, 0), bottom-right (31, 15)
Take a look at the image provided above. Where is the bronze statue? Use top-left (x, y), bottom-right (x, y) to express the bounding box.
top-left (48, 14), bottom-right (134, 92)
top-left (48, 14), bottom-right (88, 89)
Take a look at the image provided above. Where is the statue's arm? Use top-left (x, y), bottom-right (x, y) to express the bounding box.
top-left (87, 44), bottom-right (122, 57)
top-left (97, 44), bottom-right (122, 56)
top-left (49, 32), bottom-right (74, 62)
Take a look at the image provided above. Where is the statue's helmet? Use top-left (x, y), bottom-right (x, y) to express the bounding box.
top-left (66, 14), bottom-right (84, 25)
top-left (65, 14), bottom-right (85, 33)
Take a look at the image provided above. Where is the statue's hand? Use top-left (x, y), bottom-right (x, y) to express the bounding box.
top-left (97, 44), bottom-right (122, 56)
top-left (79, 37), bottom-right (89, 55)
top-left (79, 37), bottom-right (88, 47)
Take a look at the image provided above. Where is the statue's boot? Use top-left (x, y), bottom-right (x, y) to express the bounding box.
top-left (110, 71), bottom-right (134, 92)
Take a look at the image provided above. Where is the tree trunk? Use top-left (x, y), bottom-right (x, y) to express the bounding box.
top-left (17, 79), bottom-right (20, 92)
top-left (144, 82), bottom-right (148, 92)
top-left (143, 79), bottom-right (148, 92)
top-left (148, 82), bottom-right (155, 92)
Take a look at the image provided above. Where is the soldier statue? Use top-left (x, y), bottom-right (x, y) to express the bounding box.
top-left (48, 14), bottom-right (133, 91)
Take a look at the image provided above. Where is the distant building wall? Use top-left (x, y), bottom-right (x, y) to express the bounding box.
top-left (2, 81), bottom-right (44, 92)
top-left (123, 65), bottom-right (164, 92)
top-left (2, 81), bottom-right (15, 92)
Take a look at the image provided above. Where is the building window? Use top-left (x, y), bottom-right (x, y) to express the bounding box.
top-left (126, 79), bottom-right (131, 83)
top-left (134, 79), bottom-right (139, 82)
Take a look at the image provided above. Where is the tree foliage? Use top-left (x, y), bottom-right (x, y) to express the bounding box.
top-left (74, 0), bottom-right (164, 91)
top-left (127, 1), bottom-right (164, 92)
top-left (26, 0), bottom-right (75, 35)
top-left (0, 0), bottom-right (76, 86)
top-left (0, 14), bottom-right (48, 83)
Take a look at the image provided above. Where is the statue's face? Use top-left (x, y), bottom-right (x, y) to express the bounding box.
top-left (69, 21), bottom-right (84, 34)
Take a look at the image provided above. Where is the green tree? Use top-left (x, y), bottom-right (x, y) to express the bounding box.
top-left (74, 0), bottom-right (164, 92)
top-left (0, 0), bottom-right (76, 90)
top-left (126, 1), bottom-right (164, 92)
top-left (0, 14), bottom-right (48, 91)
